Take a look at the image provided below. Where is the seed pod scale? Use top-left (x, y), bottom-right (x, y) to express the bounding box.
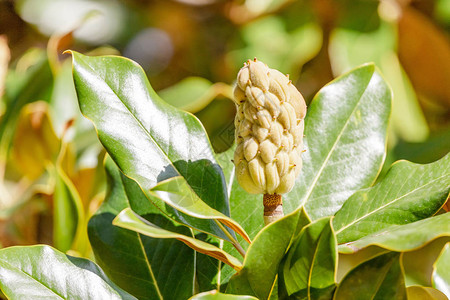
top-left (233, 59), bottom-right (307, 225)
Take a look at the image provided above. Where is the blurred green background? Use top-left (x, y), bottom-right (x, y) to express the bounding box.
top-left (0, 0), bottom-right (449, 257)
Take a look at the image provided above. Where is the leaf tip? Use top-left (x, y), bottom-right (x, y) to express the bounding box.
top-left (359, 62), bottom-right (376, 73)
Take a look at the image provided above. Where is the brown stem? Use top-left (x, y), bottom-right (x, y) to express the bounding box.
top-left (263, 194), bottom-right (284, 225)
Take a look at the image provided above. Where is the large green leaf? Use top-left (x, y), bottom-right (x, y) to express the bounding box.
top-left (339, 213), bottom-right (450, 254)
top-left (280, 217), bottom-right (337, 299)
top-left (334, 252), bottom-right (406, 299)
top-left (116, 162), bottom-right (235, 292)
top-left (148, 177), bottom-right (250, 243)
top-left (334, 154), bottom-right (450, 244)
top-left (69, 52), bottom-right (234, 236)
top-left (88, 156), bottom-right (196, 300)
top-left (284, 64), bottom-right (391, 219)
top-left (114, 208), bottom-right (243, 271)
top-left (0, 245), bottom-right (136, 300)
top-left (432, 242), bottom-right (450, 298)
top-left (118, 165), bottom-right (238, 243)
top-left (226, 208), bottom-right (310, 299)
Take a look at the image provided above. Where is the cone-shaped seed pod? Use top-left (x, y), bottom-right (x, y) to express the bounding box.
top-left (233, 58), bottom-right (307, 225)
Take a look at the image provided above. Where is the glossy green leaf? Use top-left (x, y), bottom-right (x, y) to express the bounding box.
top-left (69, 52), bottom-right (233, 233)
top-left (339, 213), bottom-right (450, 254)
top-left (334, 154), bottom-right (450, 244)
top-left (119, 170), bottom-right (238, 246)
top-left (432, 242), bottom-right (450, 298)
top-left (284, 64), bottom-right (391, 219)
top-left (280, 217), bottom-right (337, 299)
top-left (406, 286), bottom-right (448, 300)
top-left (0, 245), bottom-right (136, 300)
top-left (148, 177), bottom-right (250, 243)
top-left (226, 208), bottom-right (310, 299)
top-left (190, 290), bottom-right (257, 300)
top-left (114, 208), bottom-right (243, 271)
top-left (88, 156), bottom-right (196, 300)
top-left (334, 252), bottom-right (406, 299)
top-left (159, 77), bottom-right (231, 113)
top-left (136, 185), bottom-right (230, 244)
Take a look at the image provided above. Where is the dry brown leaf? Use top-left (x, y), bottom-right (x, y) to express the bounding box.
top-left (11, 102), bottom-right (60, 180)
top-left (398, 7), bottom-right (450, 108)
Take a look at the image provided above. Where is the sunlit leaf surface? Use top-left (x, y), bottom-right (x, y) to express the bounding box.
top-left (88, 156), bottom-right (196, 300)
top-left (114, 208), bottom-right (243, 271)
top-left (70, 52), bottom-right (231, 224)
top-left (339, 213), bottom-right (450, 253)
top-left (334, 154), bottom-right (450, 244)
top-left (285, 64), bottom-right (391, 219)
top-left (0, 245), bottom-right (136, 300)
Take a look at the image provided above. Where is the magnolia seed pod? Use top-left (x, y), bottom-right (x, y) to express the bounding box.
top-left (233, 58), bottom-right (307, 225)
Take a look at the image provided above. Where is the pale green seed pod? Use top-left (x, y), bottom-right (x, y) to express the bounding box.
top-left (233, 59), bottom-right (307, 196)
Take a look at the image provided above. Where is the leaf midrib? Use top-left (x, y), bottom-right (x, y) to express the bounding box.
top-left (80, 57), bottom-right (226, 216)
top-left (80, 58), bottom-right (182, 183)
top-left (121, 175), bottom-right (164, 300)
top-left (0, 258), bottom-right (65, 299)
top-left (303, 71), bottom-right (375, 206)
top-left (335, 173), bottom-right (449, 235)
top-left (307, 231), bottom-right (323, 300)
top-left (137, 234), bottom-right (163, 300)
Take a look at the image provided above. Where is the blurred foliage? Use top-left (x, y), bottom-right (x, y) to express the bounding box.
top-left (0, 0), bottom-right (449, 259)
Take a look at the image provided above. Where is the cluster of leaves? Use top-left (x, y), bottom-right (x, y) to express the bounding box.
top-left (0, 52), bottom-right (448, 299)
top-left (0, 0), bottom-right (449, 299)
